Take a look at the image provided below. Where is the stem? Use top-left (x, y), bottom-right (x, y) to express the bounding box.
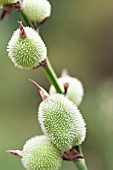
top-left (74, 160), bottom-right (88, 170)
top-left (19, 10), bottom-right (34, 28)
top-left (43, 58), bottom-right (63, 94)
top-left (76, 145), bottom-right (83, 156)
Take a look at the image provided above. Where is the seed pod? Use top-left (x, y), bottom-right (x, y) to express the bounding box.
top-left (0, 0), bottom-right (17, 6)
top-left (22, 0), bottom-right (51, 23)
top-left (38, 93), bottom-right (86, 151)
top-left (22, 135), bottom-right (62, 170)
top-left (49, 76), bottom-right (84, 106)
top-left (7, 22), bottom-right (47, 69)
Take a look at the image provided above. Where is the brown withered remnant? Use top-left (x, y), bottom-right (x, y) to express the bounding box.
top-left (62, 146), bottom-right (84, 161)
top-left (29, 79), bottom-right (49, 100)
top-left (33, 16), bottom-right (48, 30)
top-left (64, 82), bottom-right (69, 95)
top-left (18, 21), bottom-right (27, 38)
top-left (33, 59), bottom-right (48, 69)
top-left (7, 150), bottom-right (23, 157)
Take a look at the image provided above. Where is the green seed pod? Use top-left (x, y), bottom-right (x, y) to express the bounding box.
top-left (0, 0), bottom-right (17, 6)
top-left (38, 94), bottom-right (86, 151)
top-left (22, 135), bottom-right (62, 170)
top-left (22, 0), bottom-right (51, 23)
top-left (49, 76), bottom-right (84, 106)
top-left (7, 23), bottom-right (47, 69)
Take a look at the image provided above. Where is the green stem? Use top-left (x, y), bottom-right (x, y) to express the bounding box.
top-left (76, 145), bottom-right (83, 156)
top-left (19, 10), bottom-right (34, 28)
top-left (75, 146), bottom-right (88, 170)
top-left (74, 160), bottom-right (88, 170)
top-left (43, 58), bottom-right (63, 94)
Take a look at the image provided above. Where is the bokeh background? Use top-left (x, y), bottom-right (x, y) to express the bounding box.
top-left (0, 0), bottom-right (113, 169)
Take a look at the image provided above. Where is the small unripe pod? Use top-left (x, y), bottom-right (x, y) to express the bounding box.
top-left (22, 135), bottom-right (62, 170)
top-left (49, 76), bottom-right (84, 106)
top-left (0, 0), bottom-right (17, 6)
top-left (7, 24), bottom-right (47, 69)
top-left (22, 0), bottom-right (51, 23)
top-left (38, 94), bottom-right (86, 151)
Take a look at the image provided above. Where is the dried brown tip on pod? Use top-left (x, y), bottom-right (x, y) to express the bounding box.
top-left (7, 150), bottom-right (23, 157)
top-left (64, 82), bottom-right (69, 95)
top-left (29, 79), bottom-right (49, 100)
top-left (18, 21), bottom-right (27, 38)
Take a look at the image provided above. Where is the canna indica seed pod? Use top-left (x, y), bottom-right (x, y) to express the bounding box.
top-left (0, 0), bottom-right (17, 6)
top-left (7, 22), bottom-right (47, 69)
top-left (38, 94), bottom-right (86, 151)
top-left (49, 75), bottom-right (84, 106)
top-left (22, 0), bottom-right (51, 23)
top-left (22, 135), bottom-right (62, 170)
top-left (30, 80), bottom-right (86, 151)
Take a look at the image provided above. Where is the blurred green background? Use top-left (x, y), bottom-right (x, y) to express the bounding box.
top-left (0, 0), bottom-right (113, 169)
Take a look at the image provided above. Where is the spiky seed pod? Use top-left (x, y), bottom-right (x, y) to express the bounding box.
top-left (0, 0), bottom-right (17, 6)
top-left (22, 0), bottom-right (51, 23)
top-left (22, 135), bottom-right (62, 170)
top-left (7, 24), bottom-right (47, 69)
top-left (38, 94), bottom-right (86, 151)
top-left (49, 76), bottom-right (84, 106)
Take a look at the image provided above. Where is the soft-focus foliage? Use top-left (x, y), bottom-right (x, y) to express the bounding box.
top-left (0, 0), bottom-right (113, 170)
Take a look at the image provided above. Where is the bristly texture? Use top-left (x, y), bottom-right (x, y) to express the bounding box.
top-left (22, 0), bottom-right (51, 22)
top-left (7, 27), bottom-right (47, 69)
top-left (22, 135), bottom-right (62, 170)
top-left (38, 94), bottom-right (86, 151)
top-left (0, 0), bottom-right (17, 6)
top-left (49, 76), bottom-right (84, 106)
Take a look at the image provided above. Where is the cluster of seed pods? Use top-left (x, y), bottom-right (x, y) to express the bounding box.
top-left (1, 0), bottom-right (87, 169)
